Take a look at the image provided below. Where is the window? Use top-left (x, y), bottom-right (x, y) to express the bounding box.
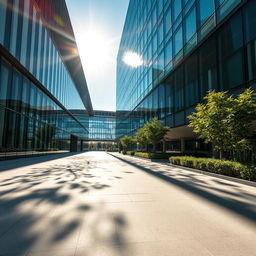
top-left (184, 8), bottom-right (196, 43)
top-left (199, 38), bottom-right (217, 98)
top-left (218, 13), bottom-right (244, 89)
top-left (20, 0), bottom-right (30, 66)
top-left (164, 7), bottom-right (171, 36)
top-left (10, 0), bottom-right (19, 56)
top-left (158, 21), bottom-right (164, 46)
top-left (172, 0), bottom-right (182, 21)
top-left (173, 26), bottom-right (183, 56)
top-left (221, 52), bottom-right (244, 89)
top-left (165, 39), bottom-right (172, 66)
top-left (199, 0), bottom-right (215, 24)
top-left (243, 0), bottom-right (256, 43)
top-left (185, 54), bottom-right (199, 107)
top-left (218, 12), bottom-right (243, 59)
top-left (0, 0), bottom-right (7, 44)
top-left (174, 67), bottom-right (184, 112)
top-left (165, 79), bottom-right (174, 116)
top-left (0, 60), bottom-right (10, 107)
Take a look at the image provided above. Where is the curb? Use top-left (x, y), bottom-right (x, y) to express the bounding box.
top-left (109, 153), bottom-right (256, 188)
top-left (169, 164), bottom-right (256, 188)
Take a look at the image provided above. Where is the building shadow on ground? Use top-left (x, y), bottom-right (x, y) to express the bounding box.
top-left (0, 152), bottom-right (86, 172)
top-left (111, 154), bottom-right (256, 225)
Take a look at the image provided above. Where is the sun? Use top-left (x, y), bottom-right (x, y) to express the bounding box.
top-left (77, 28), bottom-right (111, 72)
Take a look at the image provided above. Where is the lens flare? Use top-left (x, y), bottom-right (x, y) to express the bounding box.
top-left (122, 51), bottom-right (143, 68)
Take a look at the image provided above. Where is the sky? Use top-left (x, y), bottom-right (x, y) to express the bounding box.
top-left (66, 0), bottom-right (129, 111)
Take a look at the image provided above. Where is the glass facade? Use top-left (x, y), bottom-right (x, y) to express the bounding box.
top-left (67, 110), bottom-right (116, 142)
top-left (116, 0), bottom-right (256, 149)
top-left (0, 0), bottom-right (92, 158)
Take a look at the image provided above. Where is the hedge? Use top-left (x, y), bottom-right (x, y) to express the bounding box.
top-left (132, 152), bottom-right (208, 159)
top-left (169, 156), bottom-right (256, 181)
top-left (127, 151), bottom-right (135, 156)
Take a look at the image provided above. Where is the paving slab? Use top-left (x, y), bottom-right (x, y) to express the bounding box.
top-left (0, 152), bottom-right (255, 256)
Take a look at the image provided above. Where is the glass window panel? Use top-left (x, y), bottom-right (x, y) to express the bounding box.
top-left (220, 51), bottom-right (244, 90)
top-left (217, 0), bottom-right (241, 22)
top-left (185, 54), bottom-right (199, 107)
top-left (165, 39), bottom-right (172, 66)
top-left (243, 0), bottom-right (256, 43)
top-left (199, 0), bottom-right (215, 24)
top-left (0, 0), bottom-right (7, 44)
top-left (199, 38), bottom-right (217, 99)
top-left (173, 26), bottom-right (183, 56)
top-left (174, 67), bottom-right (184, 111)
top-left (246, 40), bottom-right (256, 81)
top-left (172, 0), bottom-right (182, 21)
top-left (164, 7), bottom-right (171, 35)
top-left (20, 0), bottom-right (30, 66)
top-left (184, 8), bottom-right (196, 43)
top-left (9, 0), bottom-right (19, 56)
top-left (0, 60), bottom-right (10, 107)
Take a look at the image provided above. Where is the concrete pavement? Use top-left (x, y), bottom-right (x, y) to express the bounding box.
top-left (0, 151), bottom-right (255, 256)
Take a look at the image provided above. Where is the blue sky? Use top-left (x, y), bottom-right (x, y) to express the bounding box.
top-left (66, 0), bottom-right (129, 111)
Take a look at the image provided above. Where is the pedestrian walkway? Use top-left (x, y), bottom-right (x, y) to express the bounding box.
top-left (0, 152), bottom-right (255, 256)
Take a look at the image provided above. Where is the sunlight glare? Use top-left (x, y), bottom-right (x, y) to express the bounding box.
top-left (77, 29), bottom-right (111, 71)
top-left (122, 51), bottom-right (143, 68)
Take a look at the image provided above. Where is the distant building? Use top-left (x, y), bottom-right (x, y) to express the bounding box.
top-left (117, 0), bottom-right (256, 152)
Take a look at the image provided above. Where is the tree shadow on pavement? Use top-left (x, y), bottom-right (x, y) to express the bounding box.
top-left (0, 155), bottom-right (131, 256)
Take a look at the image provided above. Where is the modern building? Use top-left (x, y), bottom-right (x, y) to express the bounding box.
top-left (64, 109), bottom-right (116, 142)
top-left (117, 0), bottom-right (256, 152)
top-left (0, 0), bottom-right (93, 158)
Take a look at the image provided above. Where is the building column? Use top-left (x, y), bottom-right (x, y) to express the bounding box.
top-left (70, 135), bottom-right (78, 152)
top-left (162, 140), bottom-right (166, 153)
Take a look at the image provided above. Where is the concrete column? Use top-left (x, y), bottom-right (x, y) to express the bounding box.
top-left (70, 135), bottom-right (78, 152)
top-left (163, 140), bottom-right (166, 153)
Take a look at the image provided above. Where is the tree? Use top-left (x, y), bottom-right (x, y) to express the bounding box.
top-left (135, 127), bottom-right (148, 151)
top-left (120, 135), bottom-right (135, 150)
top-left (188, 89), bottom-right (256, 160)
top-left (143, 118), bottom-right (170, 151)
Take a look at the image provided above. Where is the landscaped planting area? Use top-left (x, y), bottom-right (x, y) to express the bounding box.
top-left (169, 156), bottom-right (256, 181)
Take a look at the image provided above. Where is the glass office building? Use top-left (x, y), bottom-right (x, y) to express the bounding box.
top-left (59, 110), bottom-right (116, 150)
top-left (66, 110), bottom-right (116, 142)
top-left (117, 0), bottom-right (256, 152)
top-left (0, 0), bottom-right (93, 158)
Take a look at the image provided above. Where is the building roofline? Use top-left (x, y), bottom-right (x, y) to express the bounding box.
top-left (34, 0), bottom-right (94, 116)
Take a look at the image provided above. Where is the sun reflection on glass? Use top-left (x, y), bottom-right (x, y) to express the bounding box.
top-left (122, 51), bottom-right (143, 68)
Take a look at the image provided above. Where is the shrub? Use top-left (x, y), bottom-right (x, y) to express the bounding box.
top-left (240, 166), bottom-right (256, 181)
top-left (169, 156), bottom-right (256, 181)
top-left (127, 151), bottom-right (135, 156)
top-left (122, 150), bottom-right (127, 155)
top-left (133, 152), bottom-right (208, 160)
top-left (134, 152), bottom-right (178, 159)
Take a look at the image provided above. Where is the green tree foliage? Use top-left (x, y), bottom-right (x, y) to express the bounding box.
top-left (135, 127), bottom-right (148, 147)
top-left (120, 135), bottom-right (135, 150)
top-left (188, 89), bottom-right (256, 159)
top-left (143, 118), bottom-right (169, 151)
